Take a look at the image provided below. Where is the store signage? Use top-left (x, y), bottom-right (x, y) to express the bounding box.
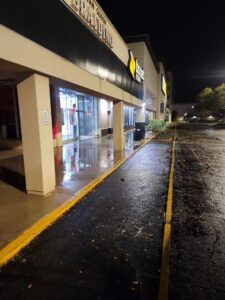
top-left (63, 0), bottom-right (113, 48)
top-left (128, 50), bottom-right (144, 83)
top-left (161, 75), bottom-right (167, 96)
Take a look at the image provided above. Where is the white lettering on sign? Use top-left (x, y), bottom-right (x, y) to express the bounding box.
top-left (128, 50), bottom-right (144, 83)
top-left (135, 61), bottom-right (145, 83)
top-left (64, 0), bottom-right (113, 48)
top-left (42, 111), bottom-right (49, 125)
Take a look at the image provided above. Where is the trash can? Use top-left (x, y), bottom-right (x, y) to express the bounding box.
top-left (134, 128), bottom-right (142, 141)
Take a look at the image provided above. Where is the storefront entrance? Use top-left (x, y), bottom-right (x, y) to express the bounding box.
top-left (59, 88), bottom-right (98, 142)
top-left (124, 105), bottom-right (135, 130)
top-left (77, 95), bottom-right (98, 137)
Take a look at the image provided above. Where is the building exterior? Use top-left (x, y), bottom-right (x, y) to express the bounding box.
top-left (0, 1), bottom-right (167, 195)
top-left (125, 35), bottom-right (167, 127)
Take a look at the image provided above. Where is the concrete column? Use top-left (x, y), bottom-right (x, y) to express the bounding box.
top-left (113, 101), bottom-right (124, 152)
top-left (17, 74), bottom-right (56, 196)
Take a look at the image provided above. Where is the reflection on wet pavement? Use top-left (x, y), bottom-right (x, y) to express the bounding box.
top-left (54, 132), bottom-right (148, 194)
top-left (0, 131), bottom-right (147, 193)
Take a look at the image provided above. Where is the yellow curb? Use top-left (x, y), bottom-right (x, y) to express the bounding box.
top-left (0, 136), bottom-right (154, 268)
top-left (158, 137), bottom-right (176, 300)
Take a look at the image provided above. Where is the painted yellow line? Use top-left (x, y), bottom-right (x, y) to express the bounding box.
top-left (165, 139), bottom-right (175, 224)
top-left (158, 137), bottom-right (176, 300)
top-left (0, 136), bottom-right (153, 268)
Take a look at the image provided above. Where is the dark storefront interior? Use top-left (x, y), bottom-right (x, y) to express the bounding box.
top-left (0, 82), bottom-right (20, 140)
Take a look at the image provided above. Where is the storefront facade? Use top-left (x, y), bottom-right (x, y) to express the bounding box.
top-left (0, 1), bottom-right (168, 196)
top-left (0, 0), bottom-right (148, 195)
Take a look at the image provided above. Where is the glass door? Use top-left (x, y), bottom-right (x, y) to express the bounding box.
top-left (84, 97), bottom-right (94, 136)
top-left (77, 96), bottom-right (85, 136)
top-left (60, 88), bottom-right (98, 141)
top-left (78, 96), bottom-right (98, 137)
top-left (59, 89), bottom-right (78, 142)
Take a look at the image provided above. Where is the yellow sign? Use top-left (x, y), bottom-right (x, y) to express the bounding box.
top-left (129, 50), bottom-right (136, 80)
top-left (161, 75), bottom-right (167, 96)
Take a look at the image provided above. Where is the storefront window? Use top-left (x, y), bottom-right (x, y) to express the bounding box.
top-left (124, 106), bottom-right (135, 128)
top-left (77, 95), bottom-right (98, 137)
top-left (59, 88), bottom-right (98, 142)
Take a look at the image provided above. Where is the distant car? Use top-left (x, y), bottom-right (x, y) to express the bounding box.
top-left (189, 116), bottom-right (198, 123)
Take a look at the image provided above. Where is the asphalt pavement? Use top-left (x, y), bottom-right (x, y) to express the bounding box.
top-left (170, 123), bottom-right (225, 299)
top-left (0, 140), bottom-right (171, 300)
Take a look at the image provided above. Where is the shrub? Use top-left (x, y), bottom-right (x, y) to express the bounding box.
top-left (149, 120), bottom-right (167, 134)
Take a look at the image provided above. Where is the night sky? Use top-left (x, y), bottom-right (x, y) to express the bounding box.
top-left (97, 0), bottom-right (225, 103)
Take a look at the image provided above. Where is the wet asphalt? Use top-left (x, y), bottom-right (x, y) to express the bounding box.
top-left (1, 123), bottom-right (225, 300)
top-left (0, 141), bottom-right (171, 300)
top-left (170, 123), bottom-right (225, 299)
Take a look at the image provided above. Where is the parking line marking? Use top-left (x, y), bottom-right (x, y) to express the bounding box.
top-left (158, 137), bottom-right (176, 300)
top-left (0, 137), bottom-right (153, 268)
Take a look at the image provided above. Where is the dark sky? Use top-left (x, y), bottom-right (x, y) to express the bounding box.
top-left (97, 0), bottom-right (225, 103)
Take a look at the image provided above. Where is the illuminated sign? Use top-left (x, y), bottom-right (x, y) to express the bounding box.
top-left (161, 75), bottom-right (167, 96)
top-left (63, 0), bottom-right (113, 48)
top-left (128, 50), bottom-right (144, 83)
top-left (128, 50), bottom-right (136, 79)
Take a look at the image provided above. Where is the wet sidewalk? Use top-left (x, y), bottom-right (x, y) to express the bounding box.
top-left (0, 131), bottom-right (153, 250)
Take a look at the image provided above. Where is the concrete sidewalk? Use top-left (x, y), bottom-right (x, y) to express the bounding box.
top-left (0, 131), bottom-right (153, 250)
